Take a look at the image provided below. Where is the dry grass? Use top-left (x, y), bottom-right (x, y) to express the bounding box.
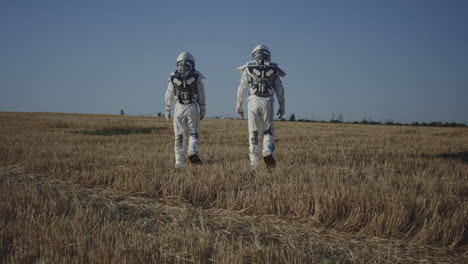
top-left (1, 111), bottom-right (467, 263)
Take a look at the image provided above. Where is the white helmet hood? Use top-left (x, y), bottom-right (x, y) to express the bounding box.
top-left (236, 45), bottom-right (285, 77)
top-left (176, 52), bottom-right (195, 63)
top-left (252, 45), bottom-right (271, 56)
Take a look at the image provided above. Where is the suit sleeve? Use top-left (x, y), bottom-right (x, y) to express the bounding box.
top-left (274, 76), bottom-right (285, 105)
top-left (236, 69), bottom-right (250, 108)
top-left (197, 79), bottom-right (206, 107)
top-left (165, 79), bottom-right (175, 112)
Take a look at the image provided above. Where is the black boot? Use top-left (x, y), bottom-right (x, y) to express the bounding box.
top-left (263, 155), bottom-right (276, 168)
top-left (189, 154), bottom-right (202, 165)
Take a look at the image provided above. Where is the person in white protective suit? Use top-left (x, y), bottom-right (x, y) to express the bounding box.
top-left (165, 52), bottom-right (206, 169)
top-left (236, 45), bottom-right (286, 169)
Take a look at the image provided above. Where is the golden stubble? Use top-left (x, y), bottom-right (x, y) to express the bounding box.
top-left (1, 112), bottom-right (467, 263)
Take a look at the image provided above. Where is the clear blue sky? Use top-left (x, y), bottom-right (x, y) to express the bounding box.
top-left (1, 0), bottom-right (467, 123)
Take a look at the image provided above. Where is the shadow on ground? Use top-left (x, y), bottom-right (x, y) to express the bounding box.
top-left (424, 152), bottom-right (468, 165)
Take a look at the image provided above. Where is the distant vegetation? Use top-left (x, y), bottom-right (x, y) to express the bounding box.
top-left (283, 113), bottom-right (466, 127)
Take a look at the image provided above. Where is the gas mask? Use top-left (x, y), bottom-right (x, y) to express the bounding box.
top-left (177, 60), bottom-right (194, 75)
top-left (252, 49), bottom-right (271, 63)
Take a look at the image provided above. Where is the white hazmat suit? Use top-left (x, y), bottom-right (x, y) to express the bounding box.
top-left (236, 45), bottom-right (285, 169)
top-left (165, 52), bottom-right (206, 169)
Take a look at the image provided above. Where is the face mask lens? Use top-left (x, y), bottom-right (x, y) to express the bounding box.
top-left (253, 50), bottom-right (270, 61)
top-left (177, 61), bottom-right (193, 74)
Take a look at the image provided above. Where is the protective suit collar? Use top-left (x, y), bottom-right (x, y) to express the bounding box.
top-left (236, 61), bottom-right (286, 77)
top-left (169, 69), bottom-right (205, 80)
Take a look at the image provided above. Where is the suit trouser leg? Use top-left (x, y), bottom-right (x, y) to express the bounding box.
top-left (174, 104), bottom-right (187, 162)
top-left (187, 104), bottom-right (200, 157)
top-left (248, 98), bottom-right (261, 163)
top-left (262, 100), bottom-right (275, 157)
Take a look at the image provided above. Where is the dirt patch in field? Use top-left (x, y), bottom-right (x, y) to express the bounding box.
top-left (68, 126), bottom-right (168, 136)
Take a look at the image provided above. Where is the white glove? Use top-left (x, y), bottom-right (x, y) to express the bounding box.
top-left (236, 105), bottom-right (244, 118)
top-left (277, 104), bottom-right (285, 119)
top-left (199, 104), bottom-right (206, 120)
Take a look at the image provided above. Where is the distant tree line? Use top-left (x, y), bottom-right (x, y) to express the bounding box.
top-left (155, 108), bottom-right (466, 128)
top-left (280, 113), bottom-right (466, 128)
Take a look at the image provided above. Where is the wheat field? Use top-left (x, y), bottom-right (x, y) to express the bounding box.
top-left (0, 111), bottom-right (467, 263)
